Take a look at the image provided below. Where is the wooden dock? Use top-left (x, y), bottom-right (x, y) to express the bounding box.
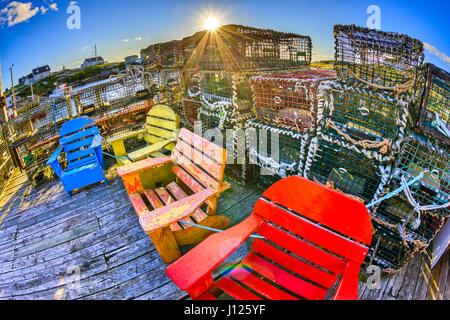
top-left (0, 170), bottom-right (448, 300)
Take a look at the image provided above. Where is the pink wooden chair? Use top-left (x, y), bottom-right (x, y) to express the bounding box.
top-left (166, 176), bottom-right (373, 300)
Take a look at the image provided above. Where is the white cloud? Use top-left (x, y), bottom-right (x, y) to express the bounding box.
top-left (49, 3), bottom-right (58, 11)
top-left (0, 1), bottom-right (39, 27)
top-left (423, 42), bottom-right (450, 64)
top-left (134, 37), bottom-right (142, 41)
top-left (81, 46), bottom-right (89, 50)
top-left (311, 51), bottom-right (333, 62)
top-left (122, 39), bottom-right (130, 42)
top-left (40, 6), bottom-right (48, 14)
top-left (69, 1), bottom-right (77, 5)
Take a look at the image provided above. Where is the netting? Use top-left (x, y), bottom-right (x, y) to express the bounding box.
top-left (303, 135), bottom-right (391, 204)
top-left (184, 25), bottom-right (311, 71)
top-left (0, 133), bottom-right (14, 195)
top-left (317, 81), bottom-right (409, 162)
top-left (334, 24), bottom-right (424, 100)
top-left (418, 63), bottom-right (449, 145)
top-left (250, 70), bottom-right (336, 132)
top-left (142, 41), bottom-right (184, 68)
top-left (389, 134), bottom-right (449, 217)
top-left (182, 97), bottom-right (202, 128)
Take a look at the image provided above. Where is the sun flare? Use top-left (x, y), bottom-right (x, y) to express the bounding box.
top-left (204, 17), bottom-right (219, 31)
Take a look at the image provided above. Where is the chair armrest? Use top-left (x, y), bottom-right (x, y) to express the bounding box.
top-left (106, 128), bottom-right (147, 144)
top-left (166, 213), bottom-right (265, 299)
top-left (46, 145), bottom-right (64, 177)
top-left (117, 156), bottom-right (172, 176)
top-left (332, 261), bottom-right (361, 300)
top-left (139, 188), bottom-right (218, 232)
top-left (127, 139), bottom-right (176, 161)
top-left (91, 134), bottom-right (102, 148)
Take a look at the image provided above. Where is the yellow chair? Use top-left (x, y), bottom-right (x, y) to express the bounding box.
top-left (107, 104), bottom-right (180, 166)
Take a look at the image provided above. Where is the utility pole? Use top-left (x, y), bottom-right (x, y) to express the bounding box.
top-left (9, 65), bottom-right (18, 117)
top-left (0, 61), bottom-right (8, 123)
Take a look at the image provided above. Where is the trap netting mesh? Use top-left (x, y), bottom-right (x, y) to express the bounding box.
top-left (184, 25), bottom-right (311, 71)
top-left (318, 81), bottom-right (409, 162)
top-left (389, 134), bottom-right (449, 217)
top-left (367, 221), bottom-right (417, 273)
top-left (333, 24), bottom-right (424, 100)
top-left (182, 97), bottom-right (202, 128)
top-left (250, 70), bottom-right (336, 132)
top-left (303, 135), bottom-right (391, 204)
top-left (246, 120), bottom-right (310, 182)
top-left (0, 134), bottom-right (15, 195)
top-left (141, 41), bottom-right (184, 68)
top-left (418, 63), bottom-right (449, 145)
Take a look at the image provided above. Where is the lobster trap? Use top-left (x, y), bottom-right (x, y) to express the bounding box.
top-left (141, 40), bottom-right (184, 68)
top-left (418, 63), bottom-right (449, 146)
top-left (303, 135), bottom-right (391, 204)
top-left (333, 24), bottom-right (424, 100)
top-left (182, 97), bottom-right (202, 128)
top-left (318, 81), bottom-right (409, 162)
top-left (389, 134), bottom-right (449, 217)
top-left (184, 24), bottom-right (312, 71)
top-left (250, 70), bottom-right (337, 132)
top-left (367, 221), bottom-right (418, 273)
top-left (0, 136), bottom-right (15, 196)
top-left (246, 120), bottom-right (310, 180)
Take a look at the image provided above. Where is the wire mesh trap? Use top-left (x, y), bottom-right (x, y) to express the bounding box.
top-left (333, 24), bottom-right (425, 101)
top-left (183, 24), bottom-right (312, 71)
top-left (418, 63), bottom-right (449, 146)
top-left (250, 70), bottom-right (337, 132)
top-left (389, 134), bottom-right (449, 218)
top-left (303, 135), bottom-right (392, 204)
top-left (317, 81), bottom-right (409, 162)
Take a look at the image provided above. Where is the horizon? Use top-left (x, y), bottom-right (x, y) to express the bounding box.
top-left (1, 0), bottom-right (449, 90)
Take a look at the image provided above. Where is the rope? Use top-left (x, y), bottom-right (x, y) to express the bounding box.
top-left (179, 220), bottom-right (265, 239)
top-left (325, 119), bottom-right (391, 154)
top-left (344, 67), bottom-right (415, 98)
top-left (102, 151), bottom-right (131, 161)
top-left (431, 113), bottom-right (450, 139)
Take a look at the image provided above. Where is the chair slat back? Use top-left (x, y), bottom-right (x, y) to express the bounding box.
top-left (253, 176), bottom-right (372, 265)
top-left (145, 104), bottom-right (179, 145)
top-left (59, 116), bottom-right (99, 169)
top-left (171, 129), bottom-right (226, 190)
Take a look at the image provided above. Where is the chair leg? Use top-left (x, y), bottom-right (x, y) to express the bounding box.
top-left (148, 226), bottom-right (181, 264)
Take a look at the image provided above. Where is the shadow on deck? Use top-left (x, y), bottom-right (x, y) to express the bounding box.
top-left (0, 169), bottom-right (448, 300)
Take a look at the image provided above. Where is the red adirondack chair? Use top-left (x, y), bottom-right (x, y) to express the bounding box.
top-left (166, 176), bottom-right (373, 300)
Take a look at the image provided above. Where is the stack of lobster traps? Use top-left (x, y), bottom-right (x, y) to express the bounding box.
top-left (248, 70), bottom-right (337, 188)
top-left (181, 25), bottom-right (312, 184)
top-left (304, 24), bottom-right (449, 274)
top-left (0, 129), bottom-right (15, 195)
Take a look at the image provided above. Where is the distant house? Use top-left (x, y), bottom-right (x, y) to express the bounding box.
top-left (124, 55), bottom-right (141, 68)
top-left (18, 76), bottom-right (26, 85)
top-left (81, 57), bottom-right (105, 68)
top-left (32, 65), bottom-right (51, 81)
top-left (25, 73), bottom-right (35, 86)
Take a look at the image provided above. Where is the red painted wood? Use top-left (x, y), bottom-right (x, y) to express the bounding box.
top-left (143, 189), bottom-right (164, 210)
top-left (228, 267), bottom-right (299, 300)
top-left (178, 128), bottom-right (226, 164)
top-left (251, 238), bottom-right (338, 289)
top-left (256, 222), bottom-right (346, 275)
top-left (241, 252), bottom-right (327, 300)
top-left (166, 214), bottom-right (264, 294)
top-left (254, 199), bottom-right (369, 264)
top-left (172, 150), bottom-right (220, 189)
top-left (216, 277), bottom-right (263, 300)
top-left (197, 292), bottom-right (218, 300)
top-left (261, 176), bottom-right (372, 245)
top-left (172, 165), bottom-right (204, 194)
top-left (333, 261), bottom-right (360, 300)
top-left (128, 193), bottom-right (150, 216)
top-left (139, 188), bottom-right (216, 233)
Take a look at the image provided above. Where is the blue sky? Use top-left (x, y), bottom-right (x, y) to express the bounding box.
top-left (1, 0), bottom-right (449, 89)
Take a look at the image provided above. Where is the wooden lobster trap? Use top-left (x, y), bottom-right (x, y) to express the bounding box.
top-left (318, 81), bottom-right (409, 162)
top-left (141, 40), bottom-right (184, 68)
top-left (303, 135), bottom-right (392, 204)
top-left (182, 97), bottom-right (202, 128)
top-left (333, 24), bottom-right (424, 101)
top-left (418, 63), bottom-right (449, 146)
top-left (250, 70), bottom-right (336, 132)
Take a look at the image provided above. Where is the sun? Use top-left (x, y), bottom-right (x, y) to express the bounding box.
top-left (204, 17), bottom-right (219, 31)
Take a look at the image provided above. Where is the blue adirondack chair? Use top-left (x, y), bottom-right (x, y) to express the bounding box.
top-left (47, 116), bottom-right (107, 196)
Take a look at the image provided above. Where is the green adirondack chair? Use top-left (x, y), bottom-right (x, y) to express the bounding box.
top-left (107, 104), bottom-right (180, 166)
